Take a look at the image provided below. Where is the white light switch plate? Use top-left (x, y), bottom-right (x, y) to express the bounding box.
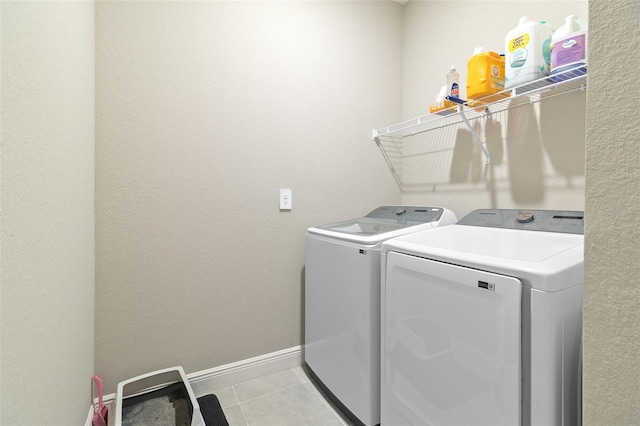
top-left (280, 188), bottom-right (292, 210)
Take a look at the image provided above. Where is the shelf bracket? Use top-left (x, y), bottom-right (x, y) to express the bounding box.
top-left (459, 107), bottom-right (490, 164)
top-left (447, 97), bottom-right (491, 164)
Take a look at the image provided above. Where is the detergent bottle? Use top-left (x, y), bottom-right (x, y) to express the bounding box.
top-left (466, 48), bottom-right (508, 100)
top-left (505, 16), bottom-right (554, 89)
top-left (550, 14), bottom-right (588, 80)
top-left (447, 66), bottom-right (461, 100)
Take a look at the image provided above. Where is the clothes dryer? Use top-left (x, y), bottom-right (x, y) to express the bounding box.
top-left (305, 206), bottom-right (456, 426)
top-left (381, 209), bottom-right (584, 426)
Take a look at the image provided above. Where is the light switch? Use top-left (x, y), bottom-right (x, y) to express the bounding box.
top-left (280, 188), bottom-right (292, 210)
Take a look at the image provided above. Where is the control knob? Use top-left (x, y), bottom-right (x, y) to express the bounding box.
top-left (516, 211), bottom-right (534, 223)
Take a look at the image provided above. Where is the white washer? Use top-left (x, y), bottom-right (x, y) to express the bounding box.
top-left (305, 206), bottom-right (457, 426)
top-left (381, 209), bottom-right (584, 426)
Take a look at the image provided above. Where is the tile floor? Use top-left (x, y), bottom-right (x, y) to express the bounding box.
top-left (195, 366), bottom-right (354, 426)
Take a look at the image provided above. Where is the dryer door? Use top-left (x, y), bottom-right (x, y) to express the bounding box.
top-left (383, 252), bottom-right (522, 426)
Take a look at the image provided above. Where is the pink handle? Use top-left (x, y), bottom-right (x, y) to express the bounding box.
top-left (91, 375), bottom-right (108, 426)
top-left (91, 375), bottom-right (104, 412)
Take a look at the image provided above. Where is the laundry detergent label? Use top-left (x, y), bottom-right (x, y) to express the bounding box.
top-left (451, 82), bottom-right (460, 97)
top-left (551, 33), bottom-right (586, 69)
top-left (508, 33), bottom-right (530, 52)
top-left (490, 65), bottom-right (504, 90)
top-left (508, 33), bottom-right (530, 68)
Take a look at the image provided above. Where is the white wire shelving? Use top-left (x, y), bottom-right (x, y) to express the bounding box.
top-left (372, 66), bottom-right (587, 190)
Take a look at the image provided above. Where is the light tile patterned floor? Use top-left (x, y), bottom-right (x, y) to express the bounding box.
top-left (195, 366), bottom-right (353, 426)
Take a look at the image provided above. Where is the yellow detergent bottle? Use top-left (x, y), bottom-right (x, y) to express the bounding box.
top-left (466, 49), bottom-right (509, 102)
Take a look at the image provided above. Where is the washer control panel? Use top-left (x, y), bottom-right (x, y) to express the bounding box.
top-left (457, 209), bottom-right (584, 234)
top-left (366, 206), bottom-right (444, 223)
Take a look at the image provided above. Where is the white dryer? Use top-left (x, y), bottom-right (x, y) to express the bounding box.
top-left (305, 206), bottom-right (457, 426)
top-left (381, 209), bottom-right (584, 426)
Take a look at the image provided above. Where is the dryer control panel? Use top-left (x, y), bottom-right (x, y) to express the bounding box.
top-left (457, 209), bottom-right (584, 234)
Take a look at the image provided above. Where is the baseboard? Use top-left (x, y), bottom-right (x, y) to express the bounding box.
top-left (85, 345), bottom-right (303, 425)
top-left (187, 345), bottom-right (303, 395)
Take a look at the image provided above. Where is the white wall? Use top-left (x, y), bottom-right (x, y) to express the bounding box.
top-left (95, 1), bottom-right (402, 392)
top-left (584, 0), bottom-right (640, 424)
top-left (400, 1), bottom-right (588, 217)
top-left (0, 1), bottom-right (95, 424)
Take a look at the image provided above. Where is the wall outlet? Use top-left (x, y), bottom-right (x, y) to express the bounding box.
top-left (280, 189), bottom-right (292, 210)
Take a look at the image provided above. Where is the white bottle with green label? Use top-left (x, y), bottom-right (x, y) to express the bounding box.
top-left (505, 16), bottom-right (554, 89)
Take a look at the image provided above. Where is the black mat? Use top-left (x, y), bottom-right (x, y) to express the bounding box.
top-left (197, 394), bottom-right (229, 426)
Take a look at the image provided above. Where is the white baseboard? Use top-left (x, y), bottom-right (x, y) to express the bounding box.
top-left (187, 345), bottom-right (303, 395)
top-left (85, 345), bottom-right (303, 425)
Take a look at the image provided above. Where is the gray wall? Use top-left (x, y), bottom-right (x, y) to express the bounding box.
top-left (95, 1), bottom-right (402, 392)
top-left (584, 0), bottom-right (640, 424)
top-left (0, 1), bottom-right (95, 424)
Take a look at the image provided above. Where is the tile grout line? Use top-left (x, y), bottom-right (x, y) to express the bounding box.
top-left (231, 367), bottom-right (310, 405)
top-left (305, 382), bottom-right (350, 426)
top-left (297, 366), bottom-right (350, 425)
top-left (231, 384), bottom-right (250, 426)
top-left (294, 366), bottom-right (350, 425)
top-left (234, 379), bottom-right (310, 405)
top-left (238, 382), bottom-right (348, 425)
top-left (223, 367), bottom-right (347, 426)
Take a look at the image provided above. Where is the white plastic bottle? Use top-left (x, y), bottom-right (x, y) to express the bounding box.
top-left (505, 16), bottom-right (554, 89)
top-left (550, 14), bottom-right (588, 79)
top-left (447, 66), bottom-right (461, 99)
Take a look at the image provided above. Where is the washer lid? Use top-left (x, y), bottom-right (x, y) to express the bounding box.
top-left (308, 206), bottom-right (454, 244)
top-left (317, 217), bottom-right (411, 236)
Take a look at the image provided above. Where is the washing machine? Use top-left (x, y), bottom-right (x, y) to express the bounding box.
top-left (305, 206), bottom-right (457, 426)
top-left (381, 209), bottom-right (584, 426)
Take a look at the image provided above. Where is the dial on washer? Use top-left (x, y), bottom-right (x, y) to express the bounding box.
top-left (516, 211), bottom-right (535, 223)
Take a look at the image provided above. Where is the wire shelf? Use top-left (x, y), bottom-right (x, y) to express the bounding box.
top-left (372, 65), bottom-right (587, 190)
